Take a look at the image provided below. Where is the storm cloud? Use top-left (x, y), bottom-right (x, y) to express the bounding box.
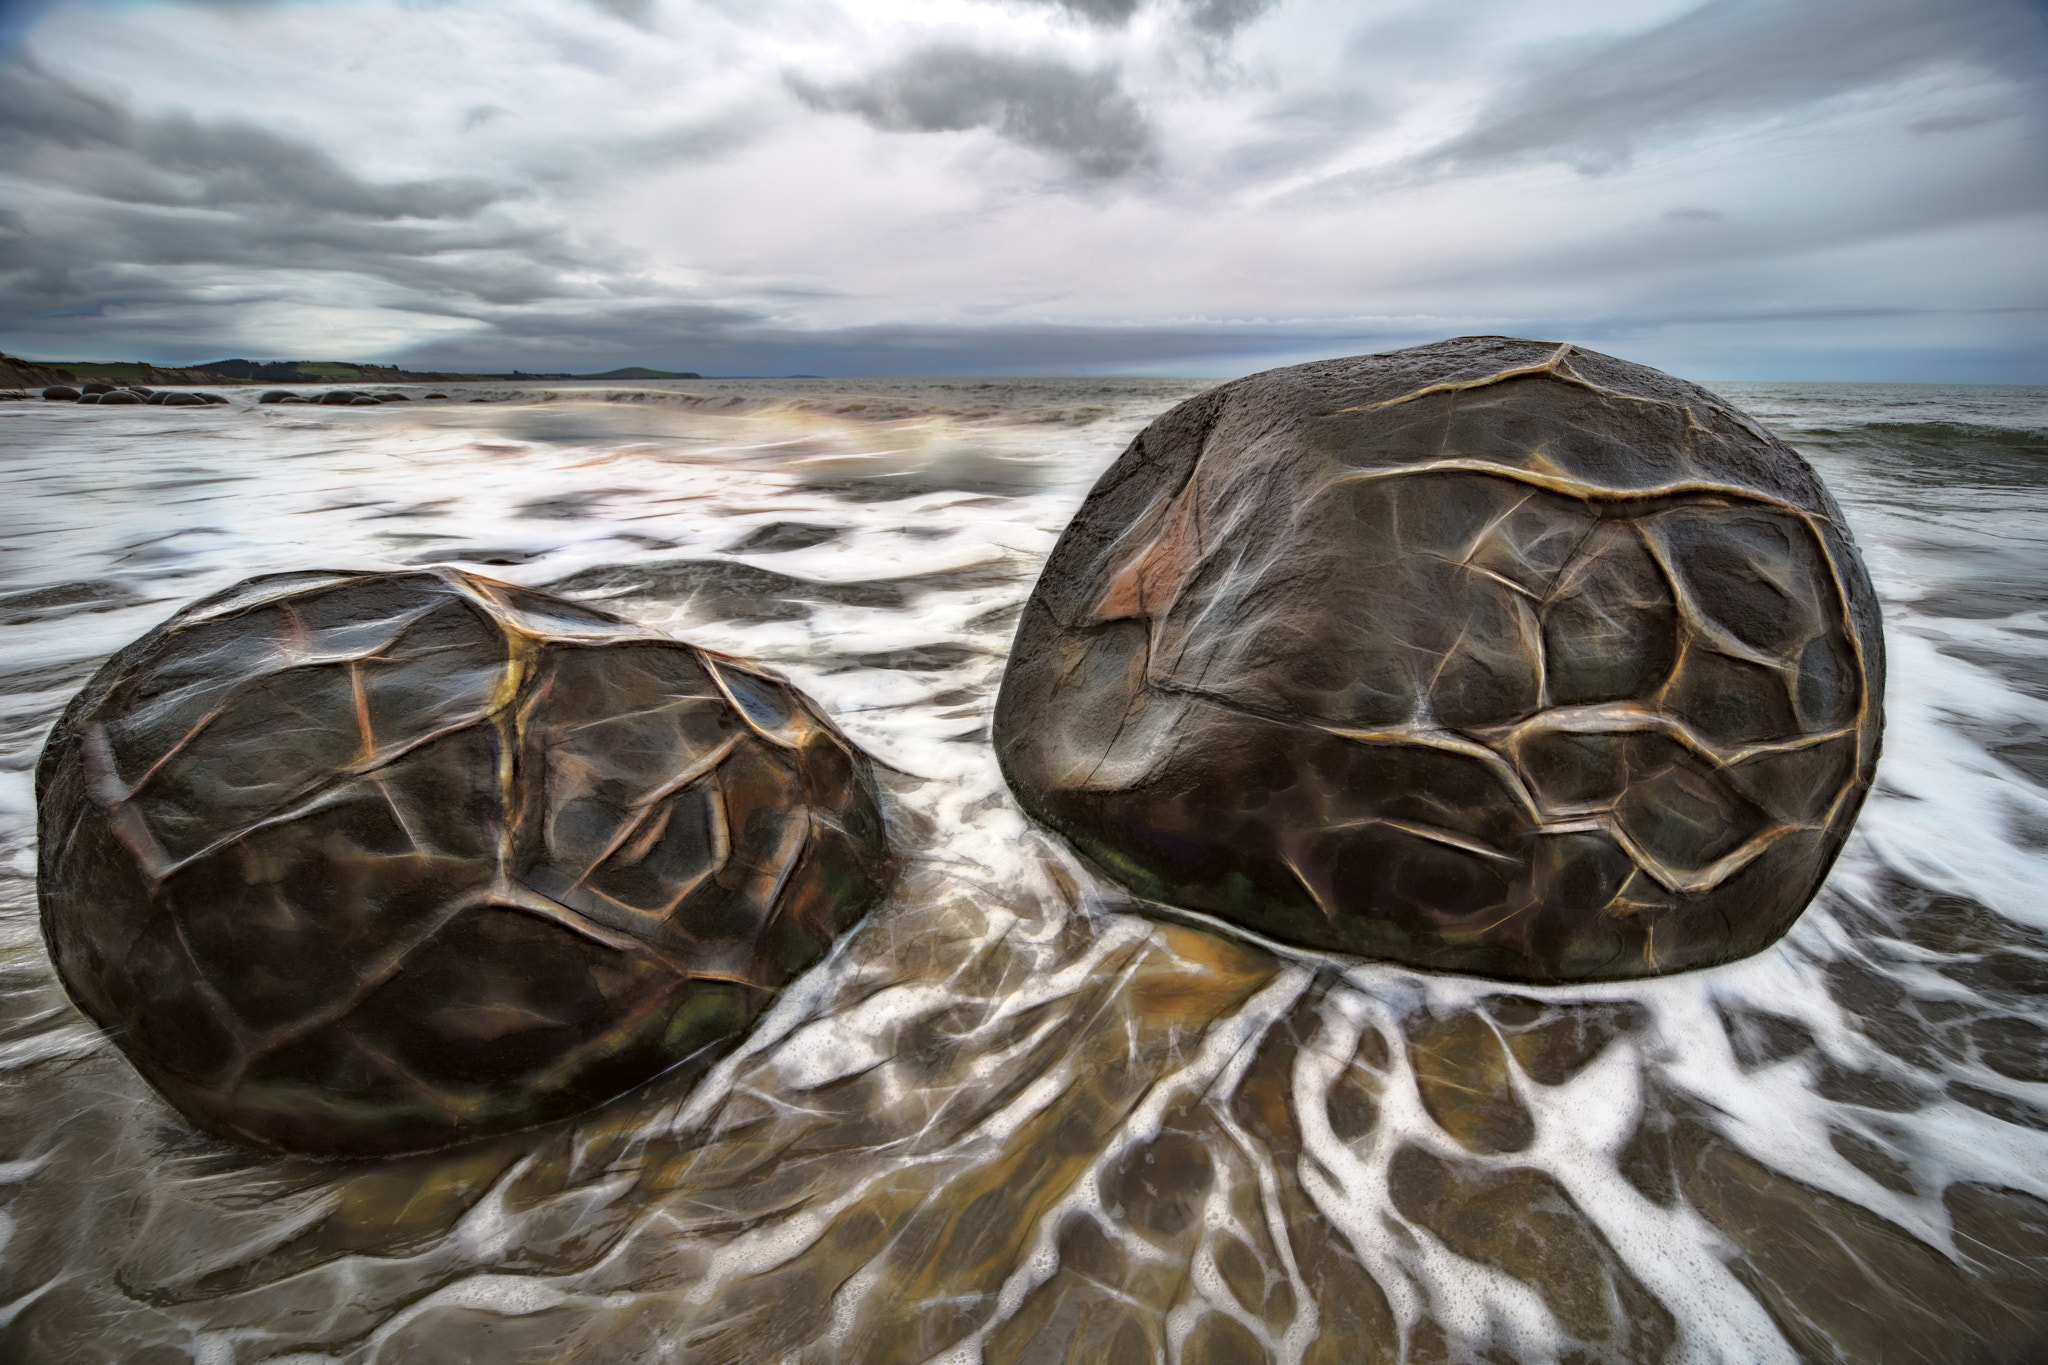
top-left (789, 47), bottom-right (1154, 178)
top-left (0, 59), bottom-right (496, 218)
top-left (0, 0), bottom-right (2039, 379)
top-left (1014, 0), bottom-right (1276, 33)
top-left (0, 53), bottom-right (607, 351)
top-left (1017, 0), bottom-right (1143, 25)
top-left (1422, 0), bottom-right (2042, 173)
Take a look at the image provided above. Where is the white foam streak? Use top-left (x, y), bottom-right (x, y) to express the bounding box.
top-left (0, 381), bottom-right (2044, 1362)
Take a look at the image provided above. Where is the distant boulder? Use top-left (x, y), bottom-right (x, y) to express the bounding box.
top-left (348, 395), bottom-right (382, 405)
top-left (199, 393), bottom-right (230, 405)
top-left (98, 391), bottom-right (144, 405)
top-left (42, 386), bottom-right (80, 401)
top-left (258, 390), bottom-right (300, 404)
top-left (318, 391), bottom-right (364, 406)
top-left (81, 382), bottom-right (116, 395)
top-left (196, 359), bottom-right (305, 383)
top-left (162, 393), bottom-right (208, 407)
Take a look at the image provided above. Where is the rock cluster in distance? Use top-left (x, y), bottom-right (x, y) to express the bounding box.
top-left (37, 569), bottom-right (892, 1155)
top-left (994, 337), bottom-right (1884, 983)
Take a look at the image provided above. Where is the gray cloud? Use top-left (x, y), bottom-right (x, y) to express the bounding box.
top-left (587, 0), bottom-right (653, 24)
top-left (789, 46), bottom-right (1154, 177)
top-left (1183, 0), bottom-right (1277, 35)
top-left (0, 57), bottom-right (603, 334)
top-left (0, 54), bottom-right (791, 368)
top-left (0, 58), bottom-right (496, 217)
top-left (625, 108), bottom-right (767, 165)
top-left (1007, 0), bottom-right (1276, 34)
top-left (1013, 0), bottom-right (1142, 24)
top-left (1422, 0), bottom-right (2042, 173)
top-left (3, 0), bottom-right (2035, 382)
top-left (1384, 152), bottom-right (2046, 307)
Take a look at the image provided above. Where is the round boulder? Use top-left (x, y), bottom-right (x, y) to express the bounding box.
top-left (42, 386), bottom-right (80, 401)
top-left (994, 337), bottom-right (1883, 982)
top-left (258, 390), bottom-right (300, 404)
top-left (98, 390), bottom-right (144, 405)
top-left (38, 568), bottom-right (893, 1155)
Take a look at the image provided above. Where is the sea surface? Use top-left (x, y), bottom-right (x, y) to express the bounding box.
top-left (0, 375), bottom-right (2043, 1363)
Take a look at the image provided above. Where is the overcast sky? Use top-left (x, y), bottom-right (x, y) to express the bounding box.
top-left (1, 0), bottom-right (2043, 378)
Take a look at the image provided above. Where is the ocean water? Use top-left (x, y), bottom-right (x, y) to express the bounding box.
top-left (0, 375), bottom-right (2042, 1364)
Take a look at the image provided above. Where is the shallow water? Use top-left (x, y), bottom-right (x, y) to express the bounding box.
top-left (0, 376), bottom-right (2043, 1363)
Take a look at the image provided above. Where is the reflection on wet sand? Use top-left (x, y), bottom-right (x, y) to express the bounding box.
top-left (5, 803), bottom-right (2045, 1361)
top-left (0, 379), bottom-right (2044, 1362)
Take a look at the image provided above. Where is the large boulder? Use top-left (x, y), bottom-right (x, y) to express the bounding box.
top-left (37, 569), bottom-right (893, 1155)
top-left (994, 338), bottom-right (1883, 982)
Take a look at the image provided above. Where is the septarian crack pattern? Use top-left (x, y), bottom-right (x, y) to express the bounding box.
top-left (996, 337), bottom-right (1884, 982)
top-left (35, 567), bottom-right (892, 1156)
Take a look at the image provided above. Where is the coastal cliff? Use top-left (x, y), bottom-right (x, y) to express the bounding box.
top-left (0, 352), bottom-right (76, 389)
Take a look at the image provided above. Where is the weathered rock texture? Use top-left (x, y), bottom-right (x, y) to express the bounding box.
top-left (37, 568), bottom-right (892, 1155)
top-left (995, 337), bottom-right (1884, 981)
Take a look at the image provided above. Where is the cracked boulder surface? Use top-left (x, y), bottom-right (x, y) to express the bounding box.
top-left (35, 568), bottom-right (892, 1156)
top-left (994, 337), bottom-right (1883, 982)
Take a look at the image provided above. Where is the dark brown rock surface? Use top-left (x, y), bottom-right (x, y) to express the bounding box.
top-left (995, 337), bottom-right (1883, 981)
top-left (37, 568), bottom-right (892, 1155)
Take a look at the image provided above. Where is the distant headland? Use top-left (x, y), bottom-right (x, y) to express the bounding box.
top-left (0, 352), bottom-right (701, 388)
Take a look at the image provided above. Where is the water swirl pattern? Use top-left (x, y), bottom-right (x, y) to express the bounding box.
top-left (0, 375), bottom-right (2042, 1362)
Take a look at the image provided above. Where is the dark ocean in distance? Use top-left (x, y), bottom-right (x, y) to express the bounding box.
top-left (0, 377), bottom-right (2043, 1363)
